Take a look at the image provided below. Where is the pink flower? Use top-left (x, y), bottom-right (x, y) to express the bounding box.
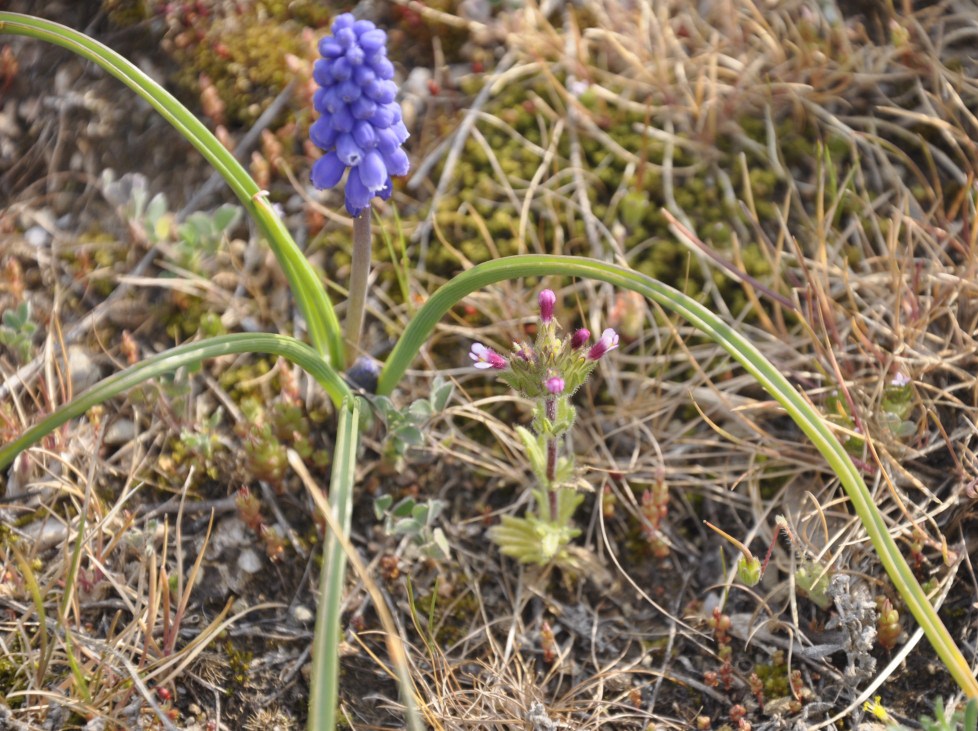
top-left (545, 375), bottom-right (565, 395)
top-left (469, 342), bottom-right (507, 370)
top-left (538, 289), bottom-right (556, 323)
top-left (890, 372), bottom-right (911, 387)
top-left (570, 328), bottom-right (590, 350)
top-left (587, 328), bottom-right (619, 361)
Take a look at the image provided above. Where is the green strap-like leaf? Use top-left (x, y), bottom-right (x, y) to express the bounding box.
top-left (0, 333), bottom-right (349, 471)
top-left (308, 395), bottom-right (359, 730)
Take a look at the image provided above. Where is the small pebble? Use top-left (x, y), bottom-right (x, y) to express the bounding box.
top-left (24, 226), bottom-right (49, 248)
top-left (237, 548), bottom-right (263, 575)
top-left (102, 418), bottom-right (135, 447)
top-left (67, 345), bottom-right (100, 393)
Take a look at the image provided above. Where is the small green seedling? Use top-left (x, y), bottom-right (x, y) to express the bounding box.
top-left (373, 375), bottom-right (454, 469)
top-left (795, 558), bottom-right (832, 609)
top-left (374, 494), bottom-right (450, 560)
top-left (0, 301), bottom-right (37, 364)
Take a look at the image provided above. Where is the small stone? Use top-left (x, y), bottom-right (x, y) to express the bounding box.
top-left (24, 225), bottom-right (49, 248)
top-left (403, 67), bottom-right (432, 98)
top-left (292, 604), bottom-right (314, 624)
top-left (237, 548), bottom-right (263, 575)
top-left (67, 345), bottom-right (100, 393)
top-left (102, 418), bottom-right (135, 447)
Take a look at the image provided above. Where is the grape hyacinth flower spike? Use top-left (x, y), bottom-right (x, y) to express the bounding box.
top-left (310, 13), bottom-right (410, 215)
top-left (309, 12), bottom-right (410, 365)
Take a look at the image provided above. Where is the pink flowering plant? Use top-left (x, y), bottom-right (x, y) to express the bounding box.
top-left (472, 290), bottom-right (618, 567)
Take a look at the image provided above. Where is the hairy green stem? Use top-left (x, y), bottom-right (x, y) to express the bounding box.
top-left (545, 396), bottom-right (558, 521)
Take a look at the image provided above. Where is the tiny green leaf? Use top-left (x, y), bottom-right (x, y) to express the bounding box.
top-left (393, 517), bottom-right (422, 535)
top-left (411, 503), bottom-right (430, 523)
top-left (429, 528), bottom-right (451, 560)
top-left (391, 497), bottom-right (416, 518)
top-left (406, 399), bottom-right (433, 423)
top-left (430, 379), bottom-right (454, 412)
top-left (213, 203), bottom-right (242, 232)
top-left (397, 425), bottom-right (424, 446)
top-left (373, 494), bottom-right (393, 520)
top-left (515, 425), bottom-right (546, 481)
top-left (145, 191), bottom-right (168, 224)
top-left (373, 395), bottom-right (396, 420)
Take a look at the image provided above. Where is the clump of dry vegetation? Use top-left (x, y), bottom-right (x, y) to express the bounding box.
top-left (2, 0), bottom-right (978, 729)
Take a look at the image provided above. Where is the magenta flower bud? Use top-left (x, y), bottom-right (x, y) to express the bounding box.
top-left (587, 328), bottom-right (619, 361)
top-left (538, 289), bottom-right (556, 323)
top-left (469, 343), bottom-right (507, 370)
top-left (570, 328), bottom-right (590, 350)
top-left (513, 345), bottom-right (534, 362)
top-left (545, 375), bottom-right (565, 395)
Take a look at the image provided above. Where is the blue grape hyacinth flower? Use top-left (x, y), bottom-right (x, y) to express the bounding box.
top-left (310, 13), bottom-right (410, 215)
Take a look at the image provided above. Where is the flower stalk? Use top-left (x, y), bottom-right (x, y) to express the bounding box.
top-left (344, 209), bottom-right (372, 363)
top-left (309, 12), bottom-right (410, 366)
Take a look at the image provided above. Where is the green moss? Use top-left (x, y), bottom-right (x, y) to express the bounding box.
top-left (223, 639), bottom-right (254, 690)
top-left (218, 359), bottom-right (274, 402)
top-left (101, 0), bottom-right (150, 26)
top-left (258, 0), bottom-right (332, 27)
top-left (164, 294), bottom-right (206, 340)
top-left (416, 585), bottom-right (481, 647)
top-left (754, 653), bottom-right (790, 699)
top-left (177, 14), bottom-right (304, 127)
top-left (395, 65), bottom-right (894, 322)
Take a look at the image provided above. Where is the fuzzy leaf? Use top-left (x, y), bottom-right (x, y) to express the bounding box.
top-left (428, 528), bottom-right (451, 560)
top-left (425, 499), bottom-right (445, 524)
top-left (411, 502), bottom-right (430, 523)
top-left (553, 397), bottom-right (576, 433)
top-left (373, 395), bottom-right (396, 420)
top-left (392, 517), bottom-right (422, 535)
top-left (390, 496), bottom-right (416, 517)
top-left (145, 192), bottom-right (168, 225)
top-left (212, 203), bottom-right (241, 233)
top-left (430, 378), bottom-right (454, 412)
top-left (3, 302), bottom-right (28, 329)
top-left (373, 494), bottom-right (393, 520)
top-left (488, 514), bottom-right (580, 566)
top-left (554, 456), bottom-right (575, 485)
top-left (396, 424), bottom-right (424, 446)
top-left (515, 425), bottom-right (546, 481)
top-left (406, 398), bottom-right (433, 423)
